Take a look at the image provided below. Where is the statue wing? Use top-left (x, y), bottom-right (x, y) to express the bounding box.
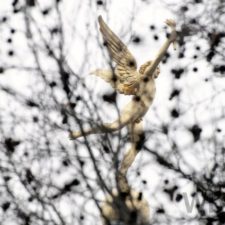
top-left (94, 16), bottom-right (140, 95)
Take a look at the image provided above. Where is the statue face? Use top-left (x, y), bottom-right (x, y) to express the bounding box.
top-left (153, 67), bottom-right (160, 79)
top-left (139, 61), bottom-right (160, 79)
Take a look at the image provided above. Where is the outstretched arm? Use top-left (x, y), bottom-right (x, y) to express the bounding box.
top-left (144, 19), bottom-right (177, 78)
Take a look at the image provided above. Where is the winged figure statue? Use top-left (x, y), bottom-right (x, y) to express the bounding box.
top-left (91, 16), bottom-right (160, 95)
top-left (70, 17), bottom-right (176, 140)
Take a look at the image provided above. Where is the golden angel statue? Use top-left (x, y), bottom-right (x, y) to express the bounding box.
top-left (69, 16), bottom-right (176, 140)
top-left (69, 16), bottom-right (177, 225)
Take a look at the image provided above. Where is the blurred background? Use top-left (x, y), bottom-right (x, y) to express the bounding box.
top-left (0, 0), bottom-right (225, 224)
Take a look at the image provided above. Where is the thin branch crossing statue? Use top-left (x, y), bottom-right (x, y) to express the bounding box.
top-left (70, 16), bottom-right (177, 225)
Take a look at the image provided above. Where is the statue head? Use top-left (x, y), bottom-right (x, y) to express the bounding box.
top-left (139, 60), bottom-right (160, 79)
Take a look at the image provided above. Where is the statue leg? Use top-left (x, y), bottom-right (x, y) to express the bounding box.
top-left (69, 113), bottom-right (133, 140)
top-left (118, 121), bottom-right (144, 193)
top-left (69, 100), bottom-right (146, 140)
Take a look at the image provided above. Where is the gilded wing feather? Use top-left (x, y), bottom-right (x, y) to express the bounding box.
top-left (98, 16), bottom-right (137, 69)
top-left (93, 16), bottom-right (140, 95)
top-left (90, 69), bottom-right (139, 95)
